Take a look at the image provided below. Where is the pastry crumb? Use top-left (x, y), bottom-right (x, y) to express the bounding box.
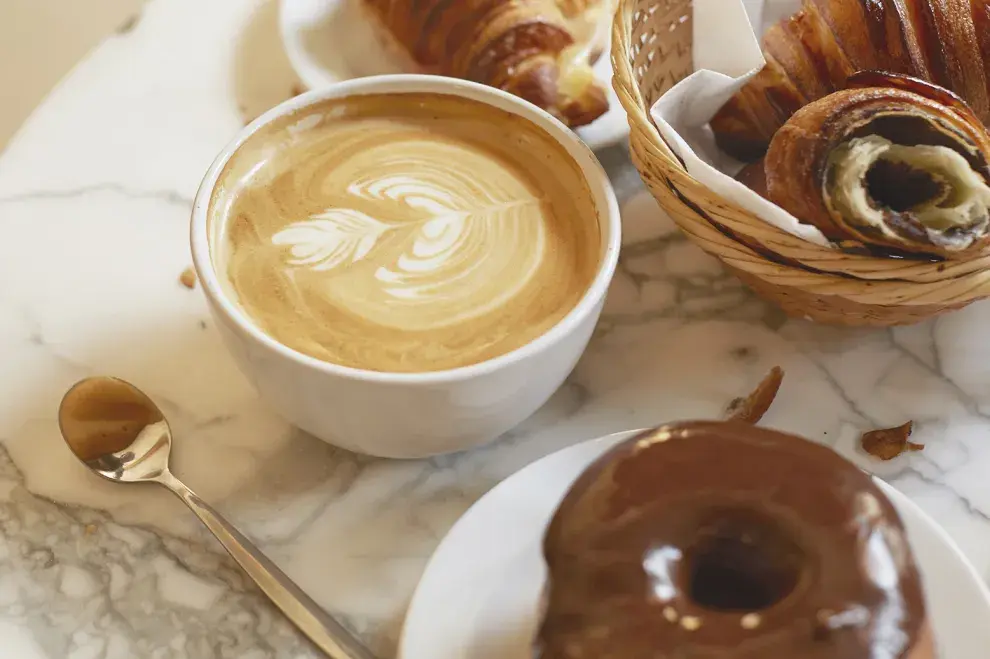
top-left (179, 267), bottom-right (197, 289)
top-left (726, 366), bottom-right (784, 424)
top-left (861, 421), bottom-right (922, 460)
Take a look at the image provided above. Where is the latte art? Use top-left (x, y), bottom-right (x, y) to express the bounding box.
top-left (269, 150), bottom-right (547, 330)
top-left (211, 93), bottom-right (600, 372)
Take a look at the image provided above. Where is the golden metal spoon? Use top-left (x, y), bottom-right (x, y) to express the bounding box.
top-left (58, 376), bottom-right (375, 659)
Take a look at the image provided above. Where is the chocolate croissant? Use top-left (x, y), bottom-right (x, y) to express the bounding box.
top-left (765, 73), bottom-right (990, 257)
top-left (712, 0), bottom-right (990, 161)
top-left (358, 0), bottom-right (612, 127)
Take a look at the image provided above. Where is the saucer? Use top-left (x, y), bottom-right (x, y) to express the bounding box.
top-left (400, 429), bottom-right (990, 658)
top-left (278, 0), bottom-right (630, 151)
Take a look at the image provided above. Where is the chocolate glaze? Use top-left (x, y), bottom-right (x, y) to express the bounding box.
top-left (535, 421), bottom-right (928, 659)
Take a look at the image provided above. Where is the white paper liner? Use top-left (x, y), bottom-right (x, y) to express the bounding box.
top-left (648, 0), bottom-right (834, 248)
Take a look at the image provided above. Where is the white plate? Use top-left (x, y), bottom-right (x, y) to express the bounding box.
top-left (278, 0), bottom-right (630, 151)
top-left (400, 430), bottom-right (990, 659)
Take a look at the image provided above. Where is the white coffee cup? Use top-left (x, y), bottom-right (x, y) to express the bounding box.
top-left (190, 74), bottom-right (620, 458)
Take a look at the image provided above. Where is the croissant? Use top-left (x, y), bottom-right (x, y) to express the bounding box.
top-left (357, 0), bottom-right (613, 127)
top-left (764, 72), bottom-right (990, 257)
top-left (712, 0), bottom-right (990, 161)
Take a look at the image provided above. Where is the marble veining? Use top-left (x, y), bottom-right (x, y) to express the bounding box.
top-left (0, 0), bottom-right (988, 657)
top-left (0, 446), bottom-right (323, 659)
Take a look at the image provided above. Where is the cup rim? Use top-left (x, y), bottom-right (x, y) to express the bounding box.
top-left (190, 73), bottom-right (621, 385)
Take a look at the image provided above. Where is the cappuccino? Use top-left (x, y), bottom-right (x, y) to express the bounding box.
top-left (210, 92), bottom-right (601, 373)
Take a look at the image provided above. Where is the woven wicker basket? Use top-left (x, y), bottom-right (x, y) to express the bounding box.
top-left (611, 0), bottom-right (990, 326)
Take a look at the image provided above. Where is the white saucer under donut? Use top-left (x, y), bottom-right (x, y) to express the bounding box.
top-left (399, 430), bottom-right (990, 659)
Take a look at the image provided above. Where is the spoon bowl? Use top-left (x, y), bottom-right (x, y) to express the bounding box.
top-left (57, 376), bottom-right (374, 659)
top-left (59, 377), bottom-right (172, 483)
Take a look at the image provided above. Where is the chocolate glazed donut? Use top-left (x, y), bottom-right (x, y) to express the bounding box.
top-left (535, 421), bottom-right (934, 658)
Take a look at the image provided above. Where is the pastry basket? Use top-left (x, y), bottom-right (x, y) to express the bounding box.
top-left (611, 0), bottom-right (990, 326)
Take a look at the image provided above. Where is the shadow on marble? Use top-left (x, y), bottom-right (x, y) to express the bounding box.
top-left (1, 316), bottom-right (360, 542)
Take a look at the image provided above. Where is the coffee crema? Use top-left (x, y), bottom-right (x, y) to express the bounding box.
top-left (210, 92), bottom-right (601, 373)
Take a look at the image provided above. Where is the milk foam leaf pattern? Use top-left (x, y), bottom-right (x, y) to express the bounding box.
top-left (354, 173), bottom-right (543, 307)
top-left (271, 209), bottom-right (389, 272)
top-left (269, 173), bottom-right (544, 312)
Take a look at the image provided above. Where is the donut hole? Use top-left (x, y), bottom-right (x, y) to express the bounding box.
top-left (686, 510), bottom-right (805, 612)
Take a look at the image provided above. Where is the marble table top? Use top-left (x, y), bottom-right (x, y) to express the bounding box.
top-left (0, 0), bottom-right (988, 657)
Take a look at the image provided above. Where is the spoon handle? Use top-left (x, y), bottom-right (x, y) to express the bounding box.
top-left (159, 471), bottom-right (376, 659)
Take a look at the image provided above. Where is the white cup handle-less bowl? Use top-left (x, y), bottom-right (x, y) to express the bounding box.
top-left (190, 74), bottom-right (621, 458)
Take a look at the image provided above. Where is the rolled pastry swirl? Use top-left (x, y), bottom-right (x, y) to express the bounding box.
top-left (358, 0), bottom-right (612, 127)
top-left (712, 0), bottom-right (990, 161)
top-left (765, 72), bottom-right (990, 257)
